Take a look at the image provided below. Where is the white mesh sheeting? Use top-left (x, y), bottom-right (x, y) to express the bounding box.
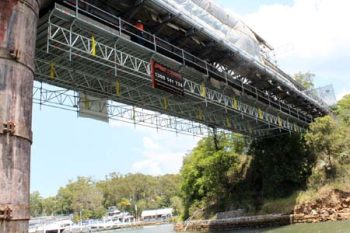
top-left (150, 0), bottom-right (330, 112)
top-left (153, 0), bottom-right (261, 60)
top-left (304, 85), bottom-right (337, 107)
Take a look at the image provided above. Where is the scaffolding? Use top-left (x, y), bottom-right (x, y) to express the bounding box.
top-left (34, 1), bottom-right (318, 137)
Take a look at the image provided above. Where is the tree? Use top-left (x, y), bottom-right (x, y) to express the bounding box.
top-left (249, 133), bottom-right (314, 199)
top-left (118, 198), bottom-right (131, 212)
top-left (30, 191), bottom-right (43, 217)
top-left (293, 72), bottom-right (315, 90)
top-left (97, 173), bottom-right (180, 215)
top-left (170, 196), bottom-right (184, 216)
top-left (335, 94), bottom-right (350, 125)
top-left (42, 197), bottom-right (58, 216)
top-left (57, 177), bottom-right (105, 220)
top-left (180, 134), bottom-right (242, 219)
top-left (305, 116), bottom-right (347, 174)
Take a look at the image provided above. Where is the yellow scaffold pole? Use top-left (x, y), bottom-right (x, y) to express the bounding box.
top-left (115, 80), bottom-right (121, 97)
top-left (50, 62), bottom-right (55, 80)
top-left (258, 108), bottom-right (263, 120)
top-left (200, 82), bottom-right (206, 98)
top-left (91, 34), bottom-right (96, 56)
top-left (161, 97), bottom-right (169, 111)
top-left (232, 97), bottom-right (238, 110)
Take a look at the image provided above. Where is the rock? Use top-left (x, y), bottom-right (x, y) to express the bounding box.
top-left (321, 210), bottom-right (329, 217)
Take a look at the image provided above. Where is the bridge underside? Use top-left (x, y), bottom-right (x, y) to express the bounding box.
top-left (34, 2), bottom-right (322, 137)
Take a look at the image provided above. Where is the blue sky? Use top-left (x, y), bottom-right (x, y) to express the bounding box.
top-left (31, 0), bottom-right (350, 197)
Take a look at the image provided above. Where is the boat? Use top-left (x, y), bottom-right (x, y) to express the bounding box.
top-left (29, 217), bottom-right (73, 233)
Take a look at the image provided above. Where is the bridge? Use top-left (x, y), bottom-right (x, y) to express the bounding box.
top-left (0, 0), bottom-right (333, 232)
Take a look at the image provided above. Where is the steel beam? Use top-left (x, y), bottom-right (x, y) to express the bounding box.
top-left (0, 0), bottom-right (39, 232)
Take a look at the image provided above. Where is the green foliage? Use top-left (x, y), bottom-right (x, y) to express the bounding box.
top-left (57, 177), bottom-right (105, 220)
top-left (179, 132), bottom-right (314, 218)
top-left (305, 115), bottom-right (350, 187)
top-left (30, 174), bottom-right (180, 219)
top-left (30, 193), bottom-right (60, 217)
top-left (97, 173), bottom-right (180, 217)
top-left (118, 198), bottom-right (131, 211)
top-left (249, 133), bottom-right (314, 199)
top-left (180, 134), bottom-right (245, 219)
top-left (305, 116), bottom-right (344, 168)
top-left (259, 193), bottom-right (298, 214)
top-left (42, 197), bottom-right (58, 216)
top-left (335, 94), bottom-right (350, 125)
top-left (30, 191), bottom-right (43, 217)
top-left (170, 196), bottom-right (184, 217)
top-left (293, 72), bottom-right (315, 89)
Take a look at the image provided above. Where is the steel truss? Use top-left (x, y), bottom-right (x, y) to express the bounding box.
top-left (34, 3), bottom-right (308, 137)
top-left (33, 83), bottom-right (228, 137)
top-left (34, 60), bottom-right (272, 137)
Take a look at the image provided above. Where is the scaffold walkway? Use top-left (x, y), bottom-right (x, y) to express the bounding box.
top-left (34, 1), bottom-right (313, 137)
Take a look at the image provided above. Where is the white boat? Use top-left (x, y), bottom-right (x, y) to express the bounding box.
top-left (29, 208), bottom-right (137, 233)
top-left (29, 218), bottom-right (73, 233)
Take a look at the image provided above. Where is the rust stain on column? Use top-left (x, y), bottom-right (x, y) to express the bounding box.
top-left (0, 0), bottom-right (39, 232)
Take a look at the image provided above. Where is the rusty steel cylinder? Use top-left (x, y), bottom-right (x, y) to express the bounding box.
top-left (0, 0), bottom-right (39, 232)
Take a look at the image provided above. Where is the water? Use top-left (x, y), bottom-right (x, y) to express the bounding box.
top-left (102, 221), bottom-right (350, 233)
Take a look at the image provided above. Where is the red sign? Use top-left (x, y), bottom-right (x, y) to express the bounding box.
top-left (151, 60), bottom-right (184, 95)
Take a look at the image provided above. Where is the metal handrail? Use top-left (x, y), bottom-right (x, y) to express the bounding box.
top-left (61, 0), bottom-right (314, 122)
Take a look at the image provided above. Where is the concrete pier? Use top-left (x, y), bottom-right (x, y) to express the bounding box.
top-left (0, 0), bottom-right (39, 232)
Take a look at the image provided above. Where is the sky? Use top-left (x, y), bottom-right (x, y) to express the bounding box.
top-left (31, 0), bottom-right (350, 197)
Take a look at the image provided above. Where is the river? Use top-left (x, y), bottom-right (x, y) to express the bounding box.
top-left (105, 221), bottom-right (350, 233)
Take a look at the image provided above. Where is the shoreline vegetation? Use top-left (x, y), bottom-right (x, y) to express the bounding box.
top-left (30, 174), bottom-right (182, 221)
top-left (174, 93), bottom-right (350, 231)
top-left (31, 91), bottom-right (350, 232)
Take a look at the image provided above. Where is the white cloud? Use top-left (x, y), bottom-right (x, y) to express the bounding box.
top-left (131, 132), bottom-right (200, 175)
top-left (245, 0), bottom-right (350, 59)
top-left (143, 136), bottom-right (160, 150)
top-left (243, 0), bottom-right (350, 98)
top-left (108, 108), bottom-right (200, 175)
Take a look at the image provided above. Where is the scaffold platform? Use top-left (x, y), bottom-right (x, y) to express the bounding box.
top-left (33, 0), bottom-right (330, 137)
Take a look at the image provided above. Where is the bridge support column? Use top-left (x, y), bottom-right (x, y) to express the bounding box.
top-left (0, 0), bottom-right (39, 232)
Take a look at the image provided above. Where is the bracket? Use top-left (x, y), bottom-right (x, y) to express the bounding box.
top-left (0, 207), bottom-right (12, 221)
top-left (0, 121), bottom-right (33, 143)
top-left (2, 121), bottom-right (15, 135)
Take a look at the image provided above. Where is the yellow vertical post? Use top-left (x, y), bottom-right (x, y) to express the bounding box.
top-left (232, 97), bottom-right (238, 110)
top-left (91, 34), bottom-right (96, 56)
top-left (258, 108), bottom-right (263, 120)
top-left (200, 82), bottom-right (206, 98)
top-left (162, 97), bottom-right (169, 110)
top-left (115, 80), bottom-right (121, 97)
top-left (50, 62), bottom-right (55, 80)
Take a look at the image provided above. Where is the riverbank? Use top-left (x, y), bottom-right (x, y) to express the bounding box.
top-left (293, 189), bottom-right (350, 223)
top-left (175, 214), bottom-right (291, 232)
top-left (175, 189), bottom-right (350, 232)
